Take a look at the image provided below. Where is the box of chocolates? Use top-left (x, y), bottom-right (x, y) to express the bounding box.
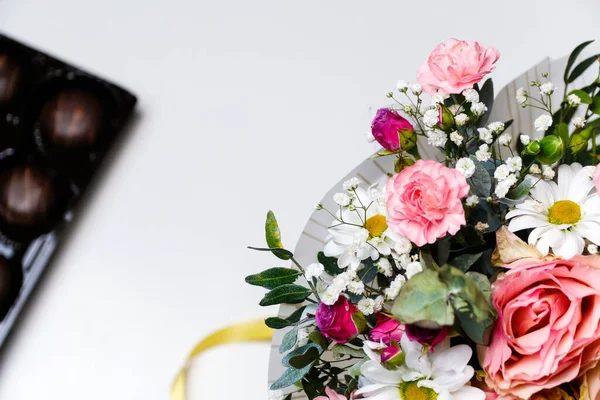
top-left (0, 33), bottom-right (137, 347)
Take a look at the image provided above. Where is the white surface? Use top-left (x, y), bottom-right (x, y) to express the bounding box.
top-left (0, 0), bottom-right (598, 399)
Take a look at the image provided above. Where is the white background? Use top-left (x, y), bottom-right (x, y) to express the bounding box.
top-left (0, 0), bottom-right (598, 399)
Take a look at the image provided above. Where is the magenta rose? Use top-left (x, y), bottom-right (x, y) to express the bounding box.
top-left (369, 313), bottom-right (404, 345)
top-left (316, 296), bottom-right (364, 344)
top-left (371, 108), bottom-right (414, 152)
top-left (481, 255), bottom-right (600, 399)
top-left (417, 38), bottom-right (500, 95)
top-left (405, 324), bottom-right (448, 350)
top-left (386, 160), bottom-right (469, 247)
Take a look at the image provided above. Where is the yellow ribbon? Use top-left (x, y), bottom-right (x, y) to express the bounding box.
top-left (171, 319), bottom-right (274, 400)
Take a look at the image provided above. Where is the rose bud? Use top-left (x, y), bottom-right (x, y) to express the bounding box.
top-left (315, 296), bottom-right (366, 344)
top-left (537, 135), bottom-right (565, 164)
top-left (438, 105), bottom-right (455, 130)
top-left (405, 324), bottom-right (449, 350)
top-left (522, 140), bottom-right (541, 156)
top-left (369, 314), bottom-right (404, 345)
top-left (371, 108), bottom-right (415, 152)
top-left (380, 345), bottom-right (406, 367)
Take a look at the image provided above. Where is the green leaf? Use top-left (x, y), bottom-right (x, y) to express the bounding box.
top-left (259, 284), bottom-right (312, 306)
top-left (568, 54), bottom-right (600, 83)
top-left (265, 317), bottom-right (293, 329)
top-left (569, 89), bottom-right (593, 104)
top-left (350, 357), bottom-right (369, 377)
top-left (284, 395), bottom-right (292, 400)
top-left (282, 343), bottom-right (322, 367)
top-left (248, 246), bottom-right (294, 259)
top-left (358, 259), bottom-right (378, 284)
top-left (555, 122), bottom-right (570, 146)
top-left (564, 40), bottom-right (594, 83)
top-left (280, 328), bottom-right (298, 353)
top-left (448, 253), bottom-right (483, 272)
top-left (466, 271), bottom-right (493, 302)
top-left (287, 306), bottom-right (307, 323)
top-left (477, 79), bottom-right (494, 127)
top-left (318, 252), bottom-right (343, 275)
top-left (468, 155), bottom-right (492, 197)
top-left (270, 362), bottom-right (315, 390)
top-left (245, 267), bottom-right (300, 289)
top-left (288, 346), bottom-right (321, 369)
top-left (591, 96), bottom-right (600, 115)
top-left (506, 176), bottom-right (534, 202)
top-left (308, 330), bottom-right (328, 351)
top-left (332, 345), bottom-right (366, 358)
top-left (265, 211), bottom-right (292, 260)
top-left (391, 268), bottom-right (455, 326)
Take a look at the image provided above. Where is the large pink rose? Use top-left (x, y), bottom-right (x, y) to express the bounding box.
top-left (482, 255), bottom-right (600, 399)
top-left (371, 108), bottom-right (414, 152)
top-left (369, 313), bottom-right (404, 345)
top-left (316, 296), bottom-right (364, 344)
top-left (593, 165), bottom-right (600, 196)
top-left (385, 160), bottom-right (469, 247)
top-left (417, 38), bottom-right (500, 95)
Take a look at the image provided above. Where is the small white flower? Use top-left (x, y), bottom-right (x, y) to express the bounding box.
top-left (403, 104), bottom-right (414, 114)
top-left (373, 295), bottom-right (385, 312)
top-left (333, 193), bottom-right (351, 206)
top-left (297, 328), bottom-right (309, 347)
top-left (431, 90), bottom-right (449, 105)
top-left (448, 104), bottom-right (464, 115)
top-left (455, 113), bottom-right (469, 126)
top-left (394, 235), bottom-right (412, 255)
top-left (462, 88), bottom-right (479, 103)
top-left (305, 263), bottom-right (324, 281)
top-left (588, 244), bottom-right (599, 255)
top-left (456, 157), bottom-right (476, 178)
top-left (542, 165), bottom-right (555, 180)
top-left (535, 114), bottom-right (553, 131)
top-left (314, 203), bottom-right (323, 210)
top-left (377, 258), bottom-right (393, 277)
top-left (516, 87), bottom-right (528, 105)
top-left (505, 174), bottom-right (518, 186)
top-left (475, 222), bottom-right (489, 232)
top-left (396, 253), bottom-right (411, 268)
top-left (269, 390), bottom-right (285, 400)
top-left (384, 275), bottom-right (406, 300)
top-left (396, 80), bottom-right (409, 92)
top-left (471, 102), bottom-right (488, 116)
top-left (520, 134), bottom-right (531, 145)
top-left (530, 164), bottom-right (541, 174)
top-left (405, 261), bottom-right (423, 279)
top-left (343, 177), bottom-right (361, 191)
top-left (476, 144), bottom-right (492, 162)
top-left (357, 297), bottom-right (376, 315)
top-left (478, 127), bottom-right (493, 144)
top-left (423, 108), bottom-right (439, 128)
top-left (410, 83), bottom-right (422, 95)
top-left (506, 156), bottom-right (523, 172)
top-left (540, 82), bottom-right (557, 95)
top-left (494, 164), bottom-right (511, 181)
top-left (568, 94), bottom-right (582, 106)
top-left (573, 116), bottom-right (587, 128)
top-left (498, 132), bottom-right (512, 146)
top-left (450, 131), bottom-right (463, 146)
top-left (488, 121), bottom-right (505, 133)
top-left (427, 129), bottom-right (447, 147)
top-left (347, 280), bottom-right (365, 295)
top-left (466, 195), bottom-right (479, 207)
top-left (495, 179), bottom-right (513, 198)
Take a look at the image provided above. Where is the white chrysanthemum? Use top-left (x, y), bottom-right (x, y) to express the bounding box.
top-left (466, 195), bottom-right (479, 207)
top-left (516, 87), bottom-right (528, 105)
top-left (455, 113), bottom-right (469, 126)
top-left (520, 134), bottom-right (531, 145)
top-left (334, 193), bottom-right (351, 206)
top-left (478, 127), bottom-right (493, 144)
top-left (506, 163), bottom-right (600, 258)
top-left (324, 186), bottom-right (408, 270)
top-left (427, 129), bottom-right (447, 147)
top-left (540, 82), bottom-right (556, 95)
top-left (462, 88), bottom-right (479, 103)
top-left (476, 144), bottom-right (491, 162)
top-left (358, 297), bottom-right (376, 315)
top-left (573, 116), bottom-right (586, 128)
top-left (305, 263), bottom-right (324, 280)
top-left (455, 158), bottom-right (476, 178)
top-left (423, 109), bottom-right (439, 128)
top-left (535, 114), bottom-right (553, 131)
top-left (357, 336), bottom-right (484, 400)
top-left (471, 102), bottom-right (488, 116)
top-left (450, 131), bottom-right (463, 146)
top-left (568, 94), bottom-right (582, 106)
top-left (396, 80), bottom-right (409, 92)
top-left (506, 156), bottom-right (523, 172)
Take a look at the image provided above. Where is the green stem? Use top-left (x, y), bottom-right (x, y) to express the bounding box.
top-left (291, 257), bottom-right (322, 302)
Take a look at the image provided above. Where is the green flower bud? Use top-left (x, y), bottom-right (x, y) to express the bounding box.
top-left (568, 132), bottom-right (589, 154)
top-left (522, 141), bottom-right (541, 156)
top-left (438, 105), bottom-right (455, 131)
top-left (537, 135), bottom-right (565, 164)
top-left (399, 129), bottom-right (417, 151)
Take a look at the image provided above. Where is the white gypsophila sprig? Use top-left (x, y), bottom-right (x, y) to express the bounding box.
top-left (573, 116), bottom-right (587, 128)
top-left (333, 193), bottom-right (351, 206)
top-left (431, 90), bottom-right (449, 105)
top-left (488, 121), bottom-right (505, 133)
top-left (357, 297), bottom-right (376, 315)
top-left (423, 109), bottom-right (439, 128)
top-left (305, 262), bottom-right (324, 280)
top-left (476, 144), bottom-right (492, 162)
top-left (466, 195), bottom-right (479, 207)
top-left (396, 80), bottom-right (409, 92)
top-left (377, 258), bottom-right (393, 277)
top-left (568, 94), bottom-right (582, 106)
top-left (456, 158), bottom-right (476, 178)
top-left (498, 133), bottom-right (512, 146)
top-left (455, 113), bottom-right (469, 126)
top-left (448, 104), bottom-right (464, 115)
top-left (530, 164), bottom-right (542, 174)
top-left (478, 127), bottom-right (493, 144)
top-left (462, 88), bottom-right (479, 103)
top-left (589, 244), bottom-right (599, 255)
top-left (343, 177), bottom-right (361, 191)
top-left (427, 129), bottom-right (447, 147)
top-left (494, 164), bottom-right (511, 181)
top-left (535, 114), bottom-right (553, 131)
top-left (506, 156), bottom-right (523, 172)
top-left (410, 83), bottom-right (422, 95)
top-left (520, 134), bottom-right (531, 145)
top-left (542, 165), bottom-right (555, 180)
top-left (471, 102), bottom-right (488, 116)
top-left (384, 274), bottom-right (407, 300)
top-left (540, 82), bottom-right (556, 95)
top-left (516, 87), bottom-right (528, 105)
top-left (494, 174), bottom-right (517, 198)
top-left (450, 131), bottom-right (463, 146)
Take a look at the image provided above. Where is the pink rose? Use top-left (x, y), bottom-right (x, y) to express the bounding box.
top-left (316, 296), bottom-right (364, 344)
top-left (371, 108), bottom-right (414, 152)
top-left (385, 160), bottom-right (469, 247)
top-left (582, 361), bottom-right (600, 400)
top-left (316, 387), bottom-right (348, 400)
top-left (405, 324), bottom-right (449, 350)
top-left (481, 255), bottom-right (600, 399)
top-left (417, 38), bottom-right (500, 95)
top-left (369, 313), bottom-right (404, 345)
top-left (593, 165), bottom-right (600, 196)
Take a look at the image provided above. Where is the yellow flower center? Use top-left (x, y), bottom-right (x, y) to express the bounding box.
top-left (548, 200), bottom-right (581, 225)
top-left (399, 381), bottom-right (437, 400)
top-left (365, 214), bottom-right (388, 238)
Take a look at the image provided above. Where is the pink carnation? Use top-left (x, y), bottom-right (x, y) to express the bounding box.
top-left (593, 165), bottom-right (600, 196)
top-left (315, 387), bottom-right (348, 400)
top-left (385, 160), bottom-right (469, 247)
top-left (417, 38), bottom-right (500, 95)
top-left (481, 255), bottom-right (600, 399)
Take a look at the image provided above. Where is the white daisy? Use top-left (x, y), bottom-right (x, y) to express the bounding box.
top-left (357, 335), bottom-right (484, 400)
top-left (324, 185), bottom-right (408, 270)
top-left (506, 163), bottom-right (600, 258)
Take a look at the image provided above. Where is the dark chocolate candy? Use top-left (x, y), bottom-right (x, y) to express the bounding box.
top-left (40, 88), bottom-right (104, 150)
top-left (0, 54), bottom-right (20, 104)
top-left (0, 257), bottom-right (21, 321)
top-left (0, 166), bottom-right (58, 232)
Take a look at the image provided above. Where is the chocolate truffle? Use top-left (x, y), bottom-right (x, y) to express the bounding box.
top-left (0, 54), bottom-right (20, 104)
top-left (40, 88), bottom-right (104, 150)
top-left (0, 257), bottom-right (21, 321)
top-left (0, 166), bottom-right (59, 235)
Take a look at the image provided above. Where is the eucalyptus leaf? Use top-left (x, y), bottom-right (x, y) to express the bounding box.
top-left (270, 362), bottom-right (315, 390)
top-left (449, 253), bottom-right (483, 272)
top-left (282, 343), bottom-right (323, 367)
top-left (466, 271), bottom-right (493, 302)
top-left (260, 284), bottom-right (312, 306)
top-left (308, 330), bottom-right (328, 351)
top-left (468, 155), bottom-right (492, 197)
top-left (288, 346), bottom-right (321, 369)
top-left (568, 54), bottom-right (600, 84)
top-left (332, 345), bottom-right (366, 358)
top-left (245, 267), bottom-right (300, 289)
top-left (350, 357), bottom-right (369, 377)
top-left (280, 327), bottom-right (299, 353)
top-left (505, 176), bottom-right (534, 202)
top-left (564, 40), bottom-right (594, 83)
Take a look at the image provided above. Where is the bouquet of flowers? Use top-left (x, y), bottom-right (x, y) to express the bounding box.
top-left (246, 38), bottom-right (600, 400)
